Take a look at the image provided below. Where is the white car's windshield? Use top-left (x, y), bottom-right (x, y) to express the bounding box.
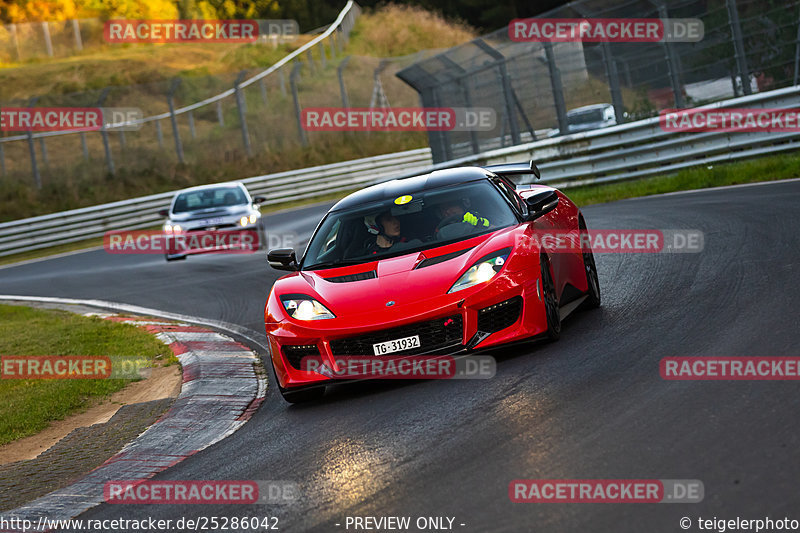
top-left (172, 187), bottom-right (249, 214)
top-left (302, 181), bottom-right (517, 270)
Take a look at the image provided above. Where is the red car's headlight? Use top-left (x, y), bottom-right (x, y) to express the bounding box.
top-left (280, 295), bottom-right (335, 320)
top-left (448, 248), bottom-right (511, 294)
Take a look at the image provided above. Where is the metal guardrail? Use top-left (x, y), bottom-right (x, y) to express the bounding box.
top-left (3, 85), bottom-right (800, 257)
top-left (0, 148), bottom-right (432, 256)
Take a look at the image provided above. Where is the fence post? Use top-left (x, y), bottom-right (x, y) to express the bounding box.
top-left (41, 22), bottom-right (54, 57)
top-left (338, 56), bottom-right (351, 108)
top-left (543, 42), bottom-right (569, 135)
top-left (39, 137), bottom-right (49, 164)
top-left (329, 33), bottom-right (337, 59)
top-left (600, 42), bottom-right (626, 123)
top-left (26, 132), bottom-right (41, 188)
top-left (290, 62), bottom-right (307, 146)
top-left (187, 111), bottom-right (196, 139)
top-left (167, 79), bottom-right (185, 164)
top-left (156, 120), bottom-right (164, 148)
top-left (0, 142), bottom-right (5, 177)
top-left (726, 0), bottom-right (752, 95)
top-left (656, 2), bottom-right (684, 108)
top-left (306, 49), bottom-right (316, 75)
top-left (216, 101), bottom-right (225, 127)
top-left (474, 39), bottom-right (520, 145)
top-left (27, 97), bottom-right (49, 168)
top-left (279, 69), bottom-right (287, 96)
top-left (319, 41), bottom-right (327, 69)
top-left (259, 78), bottom-right (269, 106)
top-left (80, 132), bottom-right (89, 160)
top-left (9, 24), bottom-right (21, 62)
top-left (95, 88), bottom-right (114, 174)
top-left (794, 10), bottom-right (800, 85)
top-left (234, 71), bottom-right (253, 157)
top-left (72, 19), bottom-right (83, 51)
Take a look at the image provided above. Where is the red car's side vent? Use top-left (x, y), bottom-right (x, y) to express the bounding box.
top-left (323, 271), bottom-right (377, 283)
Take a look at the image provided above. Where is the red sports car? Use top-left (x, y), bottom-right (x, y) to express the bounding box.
top-left (265, 162), bottom-right (600, 403)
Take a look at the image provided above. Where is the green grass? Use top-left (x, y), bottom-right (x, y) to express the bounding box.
top-left (0, 304), bottom-right (173, 446)
top-left (566, 151), bottom-right (800, 207)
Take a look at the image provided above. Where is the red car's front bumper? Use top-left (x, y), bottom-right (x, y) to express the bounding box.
top-left (265, 268), bottom-right (548, 390)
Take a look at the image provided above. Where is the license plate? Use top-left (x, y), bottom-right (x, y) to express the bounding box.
top-left (203, 217), bottom-right (223, 226)
top-left (373, 335), bottom-right (420, 355)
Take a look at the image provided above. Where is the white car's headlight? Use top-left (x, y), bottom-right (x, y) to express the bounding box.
top-left (164, 223), bottom-right (182, 234)
top-left (448, 249), bottom-right (511, 294)
top-left (281, 296), bottom-right (335, 320)
top-left (239, 213), bottom-right (260, 226)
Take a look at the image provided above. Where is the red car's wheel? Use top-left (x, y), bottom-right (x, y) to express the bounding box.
top-left (540, 254), bottom-right (561, 341)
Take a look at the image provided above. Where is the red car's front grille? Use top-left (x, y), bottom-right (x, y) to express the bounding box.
top-left (329, 315), bottom-right (463, 356)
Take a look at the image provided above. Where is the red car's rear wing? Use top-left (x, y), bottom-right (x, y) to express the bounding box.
top-left (482, 160), bottom-right (540, 183)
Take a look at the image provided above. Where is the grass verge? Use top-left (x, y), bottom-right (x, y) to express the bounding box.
top-left (0, 304), bottom-right (174, 446)
top-left (566, 152), bottom-right (800, 207)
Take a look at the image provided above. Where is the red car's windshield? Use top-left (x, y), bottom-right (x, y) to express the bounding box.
top-left (302, 180), bottom-right (518, 270)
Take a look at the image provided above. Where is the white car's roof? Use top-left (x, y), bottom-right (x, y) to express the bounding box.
top-left (567, 103), bottom-right (613, 115)
top-left (173, 182), bottom-right (247, 195)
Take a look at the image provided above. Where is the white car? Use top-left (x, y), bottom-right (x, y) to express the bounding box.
top-left (158, 182), bottom-right (266, 261)
top-left (548, 103), bottom-right (618, 137)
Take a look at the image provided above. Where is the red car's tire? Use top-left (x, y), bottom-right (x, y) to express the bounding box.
top-left (540, 253), bottom-right (561, 341)
top-left (579, 217), bottom-right (601, 310)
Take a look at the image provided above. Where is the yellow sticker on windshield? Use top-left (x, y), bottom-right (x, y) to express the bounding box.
top-left (394, 195), bottom-right (413, 205)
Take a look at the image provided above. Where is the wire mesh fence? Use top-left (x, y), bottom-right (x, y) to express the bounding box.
top-left (396, 0), bottom-right (800, 162)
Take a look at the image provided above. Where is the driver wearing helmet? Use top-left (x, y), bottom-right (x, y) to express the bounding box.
top-left (364, 211), bottom-right (407, 254)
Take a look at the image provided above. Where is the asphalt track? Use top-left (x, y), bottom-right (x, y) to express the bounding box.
top-left (1, 180), bottom-right (799, 532)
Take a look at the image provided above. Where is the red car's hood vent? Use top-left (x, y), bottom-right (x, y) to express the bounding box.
top-left (322, 271), bottom-right (377, 283)
top-left (414, 247), bottom-right (472, 270)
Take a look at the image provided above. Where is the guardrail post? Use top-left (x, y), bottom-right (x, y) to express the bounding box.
top-left (329, 33), bottom-right (337, 59)
top-left (72, 19), bottom-right (83, 51)
top-left (155, 120), bottom-right (164, 148)
top-left (234, 71), bottom-right (253, 157)
top-left (216, 101), bottom-right (225, 126)
top-left (290, 62), bottom-right (307, 146)
top-left (726, 0), bottom-right (752, 95)
top-left (338, 56), bottom-right (351, 108)
top-left (26, 131), bottom-right (41, 188)
top-left (600, 42), bottom-right (626, 123)
top-left (41, 22), bottom-right (54, 57)
top-left (187, 111), bottom-right (196, 139)
top-left (543, 42), bottom-right (569, 135)
top-left (118, 130), bottom-right (126, 151)
top-left (167, 79), bottom-right (185, 164)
